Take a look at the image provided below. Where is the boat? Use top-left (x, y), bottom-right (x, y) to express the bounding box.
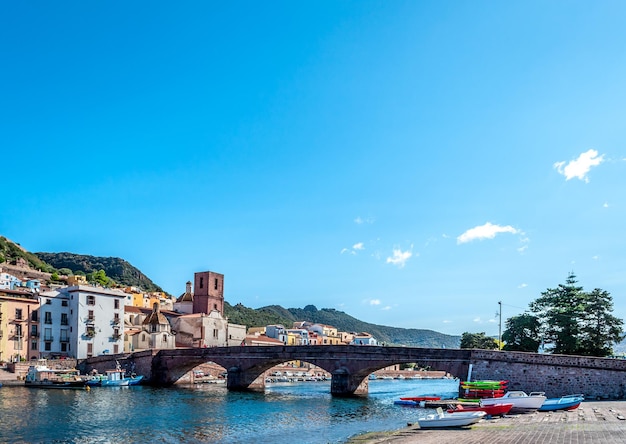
top-left (24, 363), bottom-right (86, 389)
top-left (86, 365), bottom-right (144, 387)
top-left (447, 402), bottom-right (514, 416)
top-left (416, 408), bottom-right (486, 428)
top-left (538, 394), bottom-right (584, 411)
top-left (480, 391), bottom-right (546, 413)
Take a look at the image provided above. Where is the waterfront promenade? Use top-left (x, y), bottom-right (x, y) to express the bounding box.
top-left (350, 400), bottom-right (626, 444)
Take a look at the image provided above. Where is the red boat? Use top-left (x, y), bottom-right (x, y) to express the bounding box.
top-left (447, 402), bottom-right (514, 417)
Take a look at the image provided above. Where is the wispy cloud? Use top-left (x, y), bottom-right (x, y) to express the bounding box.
top-left (369, 299), bottom-right (381, 306)
top-left (554, 149), bottom-right (604, 183)
top-left (518, 283), bottom-right (528, 288)
top-left (354, 216), bottom-right (375, 225)
top-left (457, 222), bottom-right (521, 244)
top-left (381, 306), bottom-right (391, 311)
top-left (341, 242), bottom-right (365, 255)
top-left (386, 247), bottom-right (413, 268)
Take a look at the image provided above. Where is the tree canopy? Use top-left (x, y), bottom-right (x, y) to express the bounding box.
top-left (520, 273), bottom-right (624, 357)
top-left (502, 313), bottom-right (541, 352)
top-left (459, 331), bottom-right (499, 350)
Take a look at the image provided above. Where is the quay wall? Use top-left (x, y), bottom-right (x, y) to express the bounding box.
top-left (468, 350), bottom-right (626, 399)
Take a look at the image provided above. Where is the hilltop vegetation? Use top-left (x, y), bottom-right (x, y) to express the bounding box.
top-left (0, 236), bottom-right (55, 272)
top-left (34, 252), bottom-right (163, 293)
top-left (225, 302), bottom-right (461, 348)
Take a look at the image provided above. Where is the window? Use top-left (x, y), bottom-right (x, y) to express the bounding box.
top-left (44, 312), bottom-right (52, 324)
top-left (46, 299), bottom-right (51, 305)
top-left (213, 329), bottom-right (218, 338)
top-left (88, 310), bottom-right (94, 321)
top-left (31, 341), bottom-right (38, 350)
top-left (114, 299), bottom-right (120, 309)
top-left (60, 329), bottom-right (68, 342)
top-left (163, 334), bottom-right (167, 343)
top-left (44, 342), bottom-right (51, 351)
top-left (15, 308), bottom-right (22, 320)
top-left (87, 343), bottom-right (93, 357)
top-left (31, 325), bottom-right (38, 337)
top-left (113, 328), bottom-right (120, 339)
top-left (199, 277), bottom-right (204, 288)
top-left (214, 278), bottom-right (218, 290)
top-left (214, 304), bottom-right (217, 311)
top-left (86, 295), bottom-right (95, 305)
top-left (15, 324), bottom-right (22, 337)
top-left (61, 300), bottom-right (68, 307)
top-left (31, 311), bottom-right (38, 322)
top-left (61, 343), bottom-right (67, 352)
top-left (44, 328), bottom-right (52, 341)
top-left (86, 326), bottom-right (95, 337)
top-left (113, 345), bottom-right (119, 354)
top-left (61, 313), bottom-right (68, 325)
top-left (113, 313), bottom-right (120, 323)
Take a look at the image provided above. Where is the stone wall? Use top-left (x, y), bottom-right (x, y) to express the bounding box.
top-left (468, 350), bottom-right (626, 399)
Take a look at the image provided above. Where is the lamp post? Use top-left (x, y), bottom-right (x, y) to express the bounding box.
top-left (498, 301), bottom-right (502, 349)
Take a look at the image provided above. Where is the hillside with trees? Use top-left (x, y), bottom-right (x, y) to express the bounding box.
top-left (225, 303), bottom-right (461, 348)
top-left (34, 252), bottom-right (163, 293)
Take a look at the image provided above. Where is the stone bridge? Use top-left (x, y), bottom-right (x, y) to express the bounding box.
top-left (79, 346), bottom-right (626, 398)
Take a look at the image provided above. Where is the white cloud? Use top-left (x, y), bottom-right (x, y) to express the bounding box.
top-left (473, 317), bottom-right (481, 323)
top-left (554, 149), bottom-right (604, 183)
top-left (603, 202), bottom-right (609, 208)
top-left (354, 216), bottom-right (374, 225)
top-left (517, 245), bottom-right (528, 253)
top-left (592, 255), bottom-right (600, 261)
top-left (386, 248), bottom-right (413, 268)
top-left (341, 242), bottom-right (364, 255)
top-left (518, 283), bottom-right (528, 288)
top-left (381, 306), bottom-right (392, 311)
top-left (369, 299), bottom-right (381, 306)
top-left (443, 320), bottom-right (452, 324)
top-left (457, 222), bottom-right (521, 244)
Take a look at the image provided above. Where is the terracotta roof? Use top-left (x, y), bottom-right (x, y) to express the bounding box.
top-left (142, 303), bottom-right (169, 326)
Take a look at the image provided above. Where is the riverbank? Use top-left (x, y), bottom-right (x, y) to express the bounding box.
top-left (347, 400), bottom-right (626, 443)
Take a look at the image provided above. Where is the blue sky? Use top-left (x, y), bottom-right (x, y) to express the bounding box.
top-left (2, 1), bottom-right (626, 336)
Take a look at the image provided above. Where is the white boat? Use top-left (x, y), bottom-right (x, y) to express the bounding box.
top-left (416, 408), bottom-right (486, 428)
top-left (480, 391), bottom-right (546, 413)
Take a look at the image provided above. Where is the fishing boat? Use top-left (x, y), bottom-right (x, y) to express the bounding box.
top-left (480, 391), bottom-right (546, 413)
top-left (447, 402), bottom-right (513, 416)
top-left (416, 408), bottom-right (486, 428)
top-left (538, 394), bottom-right (584, 411)
top-left (86, 365), bottom-right (143, 387)
top-left (24, 363), bottom-right (86, 389)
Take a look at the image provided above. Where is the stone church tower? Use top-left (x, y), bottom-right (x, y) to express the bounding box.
top-left (192, 271), bottom-right (224, 315)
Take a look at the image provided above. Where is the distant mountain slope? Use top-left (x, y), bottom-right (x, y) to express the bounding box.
top-left (34, 252), bottom-right (163, 293)
top-left (225, 302), bottom-right (461, 348)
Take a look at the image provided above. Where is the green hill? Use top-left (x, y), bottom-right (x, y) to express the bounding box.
top-left (0, 236), bottom-right (55, 272)
top-left (34, 252), bottom-right (163, 293)
top-left (225, 302), bottom-right (461, 348)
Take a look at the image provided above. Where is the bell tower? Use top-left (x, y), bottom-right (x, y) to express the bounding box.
top-left (193, 271), bottom-right (224, 315)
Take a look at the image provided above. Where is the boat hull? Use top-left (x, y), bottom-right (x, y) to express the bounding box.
top-left (538, 395), bottom-right (584, 412)
top-left (448, 403), bottom-right (513, 416)
top-left (417, 411), bottom-right (486, 428)
top-left (480, 391), bottom-right (546, 413)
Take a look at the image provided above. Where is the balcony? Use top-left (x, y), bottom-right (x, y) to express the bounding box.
top-left (60, 337), bottom-right (70, 343)
top-left (43, 336), bottom-right (54, 342)
top-left (85, 317), bottom-right (95, 325)
top-left (30, 332), bottom-right (39, 338)
top-left (111, 319), bottom-right (120, 326)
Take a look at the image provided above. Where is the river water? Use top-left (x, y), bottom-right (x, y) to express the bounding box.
top-left (0, 378), bottom-right (459, 443)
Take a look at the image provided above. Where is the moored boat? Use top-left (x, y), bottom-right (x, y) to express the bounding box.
top-left (480, 391), bottom-right (546, 413)
top-left (416, 408), bottom-right (486, 428)
top-left (87, 366), bottom-right (144, 387)
top-left (538, 394), bottom-right (584, 411)
top-left (25, 363), bottom-right (86, 389)
top-left (447, 402), bottom-right (513, 416)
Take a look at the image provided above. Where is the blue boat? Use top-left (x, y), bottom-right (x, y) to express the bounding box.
top-left (538, 394), bottom-right (584, 411)
top-left (86, 367), bottom-right (144, 387)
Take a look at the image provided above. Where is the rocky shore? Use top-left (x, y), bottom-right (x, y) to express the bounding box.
top-left (347, 401), bottom-right (626, 444)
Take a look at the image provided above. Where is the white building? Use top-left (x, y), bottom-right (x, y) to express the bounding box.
top-left (39, 285), bottom-right (126, 359)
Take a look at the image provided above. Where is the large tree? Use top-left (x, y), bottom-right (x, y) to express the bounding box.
top-left (460, 332), bottom-right (499, 350)
top-left (529, 273), bottom-right (623, 357)
top-left (502, 313), bottom-right (541, 352)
